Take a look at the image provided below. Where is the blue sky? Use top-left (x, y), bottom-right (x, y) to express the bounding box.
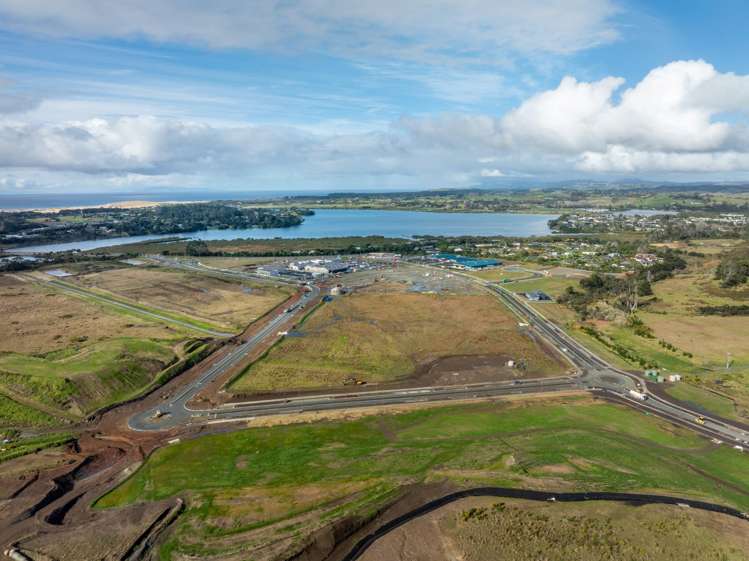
top-left (0, 0), bottom-right (748, 193)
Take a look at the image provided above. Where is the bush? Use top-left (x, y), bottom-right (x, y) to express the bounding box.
top-left (698, 304), bottom-right (749, 316)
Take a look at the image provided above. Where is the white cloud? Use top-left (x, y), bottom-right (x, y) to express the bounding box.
top-left (0, 0), bottom-right (619, 62)
top-left (577, 147), bottom-right (749, 173)
top-left (499, 60), bottom-right (741, 154)
top-left (2, 60), bottom-right (749, 189)
top-left (500, 75), bottom-right (625, 152)
top-left (480, 168), bottom-right (505, 177)
top-left (0, 78), bottom-right (41, 114)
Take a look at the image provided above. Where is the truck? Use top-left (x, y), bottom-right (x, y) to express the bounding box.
top-left (628, 389), bottom-right (648, 401)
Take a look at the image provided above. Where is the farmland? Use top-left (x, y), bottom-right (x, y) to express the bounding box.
top-left (231, 282), bottom-right (565, 393)
top-left (98, 398), bottom-right (749, 561)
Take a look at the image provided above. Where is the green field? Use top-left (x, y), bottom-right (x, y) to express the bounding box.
top-left (569, 251), bottom-right (749, 417)
top-left (666, 383), bottom-right (738, 420)
top-left (0, 394), bottom-right (59, 427)
top-left (0, 432), bottom-right (74, 463)
top-left (98, 399), bottom-right (749, 560)
top-left (0, 338), bottom-right (174, 378)
top-left (506, 276), bottom-right (581, 298)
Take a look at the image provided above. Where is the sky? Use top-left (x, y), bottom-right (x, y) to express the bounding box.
top-left (1, 0), bottom-right (749, 193)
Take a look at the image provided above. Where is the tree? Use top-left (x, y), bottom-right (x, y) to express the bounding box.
top-left (185, 240), bottom-right (209, 256)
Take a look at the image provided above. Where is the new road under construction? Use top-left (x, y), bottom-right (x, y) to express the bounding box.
top-left (2, 258), bottom-right (749, 558)
top-left (130, 260), bottom-right (749, 450)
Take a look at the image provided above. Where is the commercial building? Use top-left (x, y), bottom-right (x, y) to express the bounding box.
top-left (431, 253), bottom-right (501, 269)
top-left (366, 252), bottom-right (401, 261)
top-left (525, 290), bottom-right (551, 301)
top-left (257, 258), bottom-right (353, 279)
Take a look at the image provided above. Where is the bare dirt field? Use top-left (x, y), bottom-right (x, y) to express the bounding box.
top-left (345, 264), bottom-right (485, 293)
top-left (72, 265), bottom-right (291, 331)
top-left (357, 497), bottom-right (749, 561)
top-left (231, 279), bottom-right (566, 394)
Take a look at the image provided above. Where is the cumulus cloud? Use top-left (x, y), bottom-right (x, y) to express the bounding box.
top-left (480, 169), bottom-right (506, 177)
top-left (500, 59), bottom-right (749, 173)
top-left (0, 0), bottom-right (619, 62)
top-left (2, 60), bottom-right (749, 188)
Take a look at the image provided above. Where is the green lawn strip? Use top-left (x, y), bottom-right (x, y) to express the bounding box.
top-left (0, 432), bottom-right (74, 463)
top-left (666, 383), bottom-right (738, 419)
top-left (506, 277), bottom-right (580, 298)
top-left (98, 401), bottom-right (749, 516)
top-left (48, 280), bottom-right (231, 334)
top-left (0, 393), bottom-right (60, 428)
top-left (602, 326), bottom-right (697, 373)
top-left (567, 325), bottom-right (633, 370)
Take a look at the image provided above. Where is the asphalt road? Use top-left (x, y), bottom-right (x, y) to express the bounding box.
top-left (129, 284), bottom-right (319, 430)
top-left (127, 263), bottom-right (749, 449)
top-left (486, 281), bottom-right (749, 445)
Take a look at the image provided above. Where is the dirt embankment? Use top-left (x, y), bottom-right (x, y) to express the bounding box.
top-left (276, 482), bottom-right (457, 561)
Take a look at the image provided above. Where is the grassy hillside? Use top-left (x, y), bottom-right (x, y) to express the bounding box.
top-left (0, 274), bottom-right (194, 424)
top-left (98, 399), bottom-right (749, 560)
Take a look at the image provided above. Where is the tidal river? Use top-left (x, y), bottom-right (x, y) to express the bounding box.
top-left (13, 208), bottom-right (558, 253)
